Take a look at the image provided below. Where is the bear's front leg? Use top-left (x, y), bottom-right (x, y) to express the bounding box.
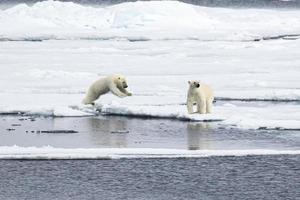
top-left (125, 91), bottom-right (132, 96)
top-left (110, 84), bottom-right (127, 98)
top-left (119, 87), bottom-right (132, 96)
top-left (187, 100), bottom-right (194, 114)
top-left (197, 100), bottom-right (206, 114)
top-left (206, 100), bottom-right (213, 114)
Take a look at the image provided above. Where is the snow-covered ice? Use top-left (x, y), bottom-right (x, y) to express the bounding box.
top-left (1, 1), bottom-right (300, 41)
top-left (1, 38), bottom-right (299, 130)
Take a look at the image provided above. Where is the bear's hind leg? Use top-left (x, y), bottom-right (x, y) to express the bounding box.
top-left (82, 90), bottom-right (100, 105)
top-left (82, 98), bottom-right (96, 105)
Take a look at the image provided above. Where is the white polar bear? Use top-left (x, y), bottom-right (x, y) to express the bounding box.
top-left (82, 74), bottom-right (132, 105)
top-left (187, 80), bottom-right (214, 114)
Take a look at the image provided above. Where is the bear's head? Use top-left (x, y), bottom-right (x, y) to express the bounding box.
top-left (188, 80), bottom-right (200, 88)
top-left (115, 75), bottom-right (129, 89)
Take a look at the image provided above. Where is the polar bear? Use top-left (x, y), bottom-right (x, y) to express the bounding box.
top-left (187, 80), bottom-right (214, 114)
top-left (82, 74), bottom-right (132, 105)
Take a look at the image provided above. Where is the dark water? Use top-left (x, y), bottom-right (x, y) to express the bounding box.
top-left (0, 155), bottom-right (299, 200)
top-left (1, 0), bottom-right (300, 8)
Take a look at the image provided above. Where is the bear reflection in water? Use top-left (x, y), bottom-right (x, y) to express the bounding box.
top-left (86, 117), bottom-right (128, 148)
top-left (80, 116), bottom-right (213, 150)
top-left (187, 123), bottom-right (212, 150)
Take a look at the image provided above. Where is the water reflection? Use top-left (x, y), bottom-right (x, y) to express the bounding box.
top-left (187, 123), bottom-right (212, 150)
top-left (86, 117), bottom-right (128, 148)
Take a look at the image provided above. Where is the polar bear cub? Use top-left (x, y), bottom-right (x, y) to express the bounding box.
top-left (187, 80), bottom-right (214, 114)
top-left (82, 74), bottom-right (132, 105)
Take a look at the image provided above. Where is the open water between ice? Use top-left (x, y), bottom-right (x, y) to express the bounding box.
top-left (1, 116), bottom-right (300, 150)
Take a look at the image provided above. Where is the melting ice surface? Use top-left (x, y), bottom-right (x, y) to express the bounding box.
top-left (0, 1), bottom-right (300, 158)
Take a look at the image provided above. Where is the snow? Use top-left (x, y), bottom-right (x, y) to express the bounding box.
top-left (1, 1), bottom-right (300, 41)
top-left (0, 146), bottom-right (299, 159)
top-left (0, 1), bottom-right (300, 131)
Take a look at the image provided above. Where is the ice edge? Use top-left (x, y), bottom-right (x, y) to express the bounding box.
top-left (0, 147), bottom-right (299, 160)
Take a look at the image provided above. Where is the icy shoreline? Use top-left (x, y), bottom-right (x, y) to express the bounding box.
top-left (1, 98), bottom-right (300, 130)
top-left (1, 146), bottom-right (300, 160)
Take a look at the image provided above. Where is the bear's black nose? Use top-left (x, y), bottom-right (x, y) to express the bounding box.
top-left (124, 85), bottom-right (128, 88)
top-left (196, 84), bottom-right (200, 88)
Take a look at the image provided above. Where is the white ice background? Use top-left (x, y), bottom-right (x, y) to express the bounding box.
top-left (1, 0), bottom-right (300, 41)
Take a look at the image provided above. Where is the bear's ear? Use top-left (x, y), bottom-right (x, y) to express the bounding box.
top-left (188, 81), bottom-right (191, 84)
top-left (118, 77), bottom-right (121, 80)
